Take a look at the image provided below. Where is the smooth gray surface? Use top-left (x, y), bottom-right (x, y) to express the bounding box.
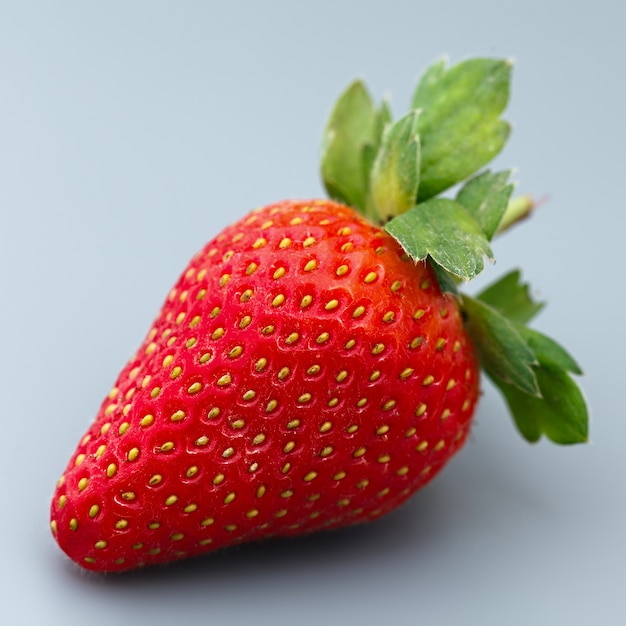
top-left (1, 1), bottom-right (624, 624)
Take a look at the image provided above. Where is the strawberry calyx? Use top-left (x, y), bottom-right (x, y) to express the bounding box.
top-left (321, 57), bottom-right (588, 445)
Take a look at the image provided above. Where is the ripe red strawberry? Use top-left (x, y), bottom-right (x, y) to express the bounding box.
top-left (50, 58), bottom-right (588, 573)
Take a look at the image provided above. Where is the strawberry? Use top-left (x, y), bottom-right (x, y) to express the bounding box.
top-left (50, 58), bottom-right (588, 572)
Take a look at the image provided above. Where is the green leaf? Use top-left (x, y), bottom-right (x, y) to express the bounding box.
top-left (461, 294), bottom-right (539, 396)
top-left (490, 365), bottom-right (588, 444)
top-left (456, 170), bottom-right (514, 240)
top-left (411, 58), bottom-right (512, 201)
top-left (517, 327), bottom-right (583, 375)
top-left (477, 269), bottom-right (544, 325)
top-left (320, 80), bottom-right (379, 212)
top-left (369, 110), bottom-right (421, 221)
top-left (429, 260), bottom-right (460, 295)
top-left (384, 198), bottom-right (493, 281)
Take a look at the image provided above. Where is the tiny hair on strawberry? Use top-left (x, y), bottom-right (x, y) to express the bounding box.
top-left (50, 57), bottom-right (588, 572)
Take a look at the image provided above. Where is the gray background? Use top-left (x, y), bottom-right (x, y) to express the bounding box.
top-left (1, 1), bottom-right (624, 624)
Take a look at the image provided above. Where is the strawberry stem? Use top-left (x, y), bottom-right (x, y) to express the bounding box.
top-left (496, 195), bottom-right (537, 235)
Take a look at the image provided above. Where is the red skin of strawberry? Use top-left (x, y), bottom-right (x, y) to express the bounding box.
top-left (50, 199), bottom-right (479, 572)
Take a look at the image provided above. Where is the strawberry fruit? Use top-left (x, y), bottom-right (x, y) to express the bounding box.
top-left (50, 57), bottom-right (588, 572)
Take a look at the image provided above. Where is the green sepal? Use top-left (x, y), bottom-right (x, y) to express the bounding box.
top-left (412, 58), bottom-right (512, 202)
top-left (456, 170), bottom-right (514, 240)
top-left (489, 361), bottom-right (589, 445)
top-left (477, 269), bottom-right (544, 325)
top-left (369, 110), bottom-right (421, 222)
top-left (517, 327), bottom-right (583, 375)
top-left (320, 80), bottom-right (379, 213)
top-left (461, 294), bottom-right (540, 396)
top-left (384, 198), bottom-right (493, 281)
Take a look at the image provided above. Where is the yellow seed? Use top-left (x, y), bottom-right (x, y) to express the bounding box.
top-left (78, 477), bottom-right (88, 491)
top-left (298, 392), bottom-right (312, 403)
top-left (279, 237), bottom-right (292, 249)
top-left (382, 399), bottom-right (396, 411)
top-left (228, 346), bottom-right (244, 359)
top-left (217, 374), bottom-right (232, 387)
top-left (95, 540), bottom-right (108, 550)
top-left (347, 424), bottom-right (359, 434)
top-left (337, 498), bottom-right (350, 507)
top-left (391, 280), bottom-right (403, 292)
top-left (148, 522), bottom-right (161, 530)
top-left (207, 407), bottom-right (220, 420)
top-left (201, 517), bottom-right (215, 527)
top-left (441, 408), bottom-right (451, 420)
top-left (446, 379), bottom-right (456, 391)
top-left (197, 268), bottom-right (207, 280)
top-left (141, 375), bottom-right (151, 387)
top-left (149, 474), bottom-right (162, 486)
top-left (119, 422), bottom-right (130, 435)
top-left (196, 289), bottom-right (207, 301)
top-left (74, 453), bottom-right (85, 466)
top-left (195, 436), bottom-right (209, 446)
top-left (160, 441), bottom-right (175, 452)
top-left (219, 274), bottom-right (231, 287)
top-left (127, 447), bottom-right (140, 462)
top-left (307, 364), bottom-right (321, 375)
top-left (223, 492), bottom-right (236, 505)
top-left (357, 397), bottom-right (368, 408)
top-left (300, 295), bottom-right (313, 308)
top-left (69, 518), bottom-right (78, 531)
top-left (231, 418), bottom-right (245, 429)
top-left (303, 236), bottom-right (316, 247)
top-left (212, 473), bottom-right (225, 486)
top-left (400, 367), bottom-right (414, 380)
top-left (303, 470), bottom-right (317, 482)
top-left (280, 490), bottom-right (293, 498)
top-left (50, 520), bottom-right (58, 534)
top-left (378, 487), bottom-right (390, 497)
top-left (58, 495), bottom-right (67, 509)
top-left (434, 440), bottom-right (446, 451)
top-left (189, 315), bottom-right (201, 328)
top-left (100, 422), bottom-right (111, 435)
top-left (222, 446), bottom-right (235, 458)
top-left (353, 447), bottom-right (366, 458)
top-left (121, 491), bottom-right (136, 501)
top-left (266, 399), bottom-right (278, 413)
top-left (184, 504), bottom-right (198, 513)
top-left (336, 264), bottom-right (349, 276)
top-left (285, 332), bottom-right (300, 344)
top-left (316, 332), bottom-right (330, 344)
top-left (246, 509), bottom-right (259, 518)
top-left (249, 462), bottom-right (259, 473)
top-left (283, 441), bottom-right (296, 453)
top-left (104, 403), bottom-right (117, 416)
top-left (376, 425), bottom-right (390, 435)
top-left (286, 419), bottom-right (300, 429)
top-left (352, 305), bottom-right (365, 318)
top-left (88, 505), bottom-right (100, 518)
top-left (171, 409), bottom-right (186, 422)
top-left (304, 259), bottom-right (317, 272)
top-left (422, 375), bottom-right (435, 386)
top-left (211, 327), bottom-right (225, 340)
top-left (240, 288), bottom-right (253, 302)
top-left (328, 398), bottom-right (339, 407)
top-left (272, 294), bottom-right (286, 307)
top-left (273, 267), bottom-right (286, 279)
top-left (345, 339), bottom-right (356, 350)
top-left (83, 557), bottom-right (96, 564)
top-left (370, 370), bottom-right (381, 382)
top-left (405, 427), bottom-right (417, 437)
top-left (210, 306), bottom-right (221, 319)
top-left (320, 446), bottom-right (333, 457)
top-left (416, 403), bottom-right (427, 417)
top-left (256, 485), bottom-right (266, 498)
top-left (417, 440), bottom-right (429, 452)
top-left (462, 399), bottom-right (472, 412)
top-left (382, 311), bottom-right (395, 323)
top-left (150, 387), bottom-right (161, 399)
top-left (337, 226), bottom-right (351, 236)
top-left (187, 382), bottom-right (202, 395)
top-left (277, 367), bottom-right (290, 380)
top-left (364, 271), bottom-right (377, 283)
top-left (325, 299), bottom-right (339, 310)
top-left (435, 338), bottom-right (446, 351)
top-left (378, 454), bottom-right (391, 463)
top-left (371, 343), bottom-right (385, 355)
top-left (198, 538), bottom-right (213, 546)
top-left (186, 466), bottom-right (199, 478)
top-left (252, 433), bottom-right (266, 445)
top-left (282, 462), bottom-right (292, 474)
top-left (320, 421), bottom-right (332, 432)
top-left (165, 495), bottom-right (178, 506)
